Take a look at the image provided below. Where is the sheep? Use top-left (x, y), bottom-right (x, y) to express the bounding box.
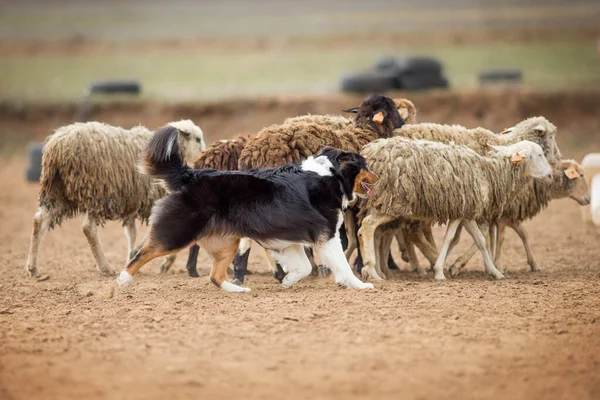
top-left (349, 117), bottom-right (563, 278)
top-left (448, 159), bottom-right (590, 276)
top-left (238, 95), bottom-right (407, 169)
top-left (181, 134), bottom-right (250, 277)
top-left (25, 120), bottom-right (206, 278)
top-left (357, 137), bottom-right (553, 282)
top-left (229, 94), bottom-right (406, 284)
top-left (283, 98), bottom-right (417, 129)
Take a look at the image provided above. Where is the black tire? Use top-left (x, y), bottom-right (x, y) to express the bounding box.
top-left (478, 69), bottom-right (522, 84)
top-left (396, 73), bottom-right (449, 90)
top-left (26, 142), bottom-right (44, 182)
top-left (341, 70), bottom-right (397, 93)
top-left (88, 80), bottom-right (142, 95)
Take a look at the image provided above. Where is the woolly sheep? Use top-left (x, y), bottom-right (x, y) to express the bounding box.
top-left (238, 94), bottom-right (406, 169)
top-left (448, 160), bottom-right (590, 276)
top-left (357, 137), bottom-right (553, 282)
top-left (357, 117), bottom-right (564, 278)
top-left (25, 120), bottom-right (206, 278)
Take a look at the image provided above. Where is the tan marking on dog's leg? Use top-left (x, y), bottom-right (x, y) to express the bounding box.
top-left (82, 213), bottom-right (116, 277)
top-left (204, 236), bottom-right (250, 292)
top-left (25, 207), bottom-right (51, 278)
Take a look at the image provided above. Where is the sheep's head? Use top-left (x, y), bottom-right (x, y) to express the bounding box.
top-left (492, 140), bottom-right (553, 180)
top-left (554, 160), bottom-right (590, 205)
top-left (317, 146), bottom-right (378, 202)
top-left (352, 94), bottom-right (404, 137)
top-left (168, 119), bottom-right (206, 164)
top-left (503, 117), bottom-right (561, 165)
top-left (342, 96), bottom-right (414, 129)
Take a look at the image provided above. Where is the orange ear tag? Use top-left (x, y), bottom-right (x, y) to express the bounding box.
top-left (372, 112), bottom-right (384, 124)
top-left (511, 152), bottom-right (524, 164)
top-left (564, 168), bottom-right (579, 180)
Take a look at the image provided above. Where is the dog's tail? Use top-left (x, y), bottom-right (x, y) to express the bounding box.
top-left (140, 125), bottom-right (189, 192)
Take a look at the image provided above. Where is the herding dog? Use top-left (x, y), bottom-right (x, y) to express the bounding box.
top-left (116, 126), bottom-right (378, 292)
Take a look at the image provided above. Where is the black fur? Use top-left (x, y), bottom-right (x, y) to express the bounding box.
top-left (143, 127), bottom-right (371, 257)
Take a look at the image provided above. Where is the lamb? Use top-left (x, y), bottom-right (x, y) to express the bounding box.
top-left (357, 137), bottom-right (553, 282)
top-left (230, 94), bottom-right (406, 283)
top-left (181, 134), bottom-right (250, 277)
top-left (448, 160), bottom-right (590, 277)
top-left (25, 120), bottom-right (206, 278)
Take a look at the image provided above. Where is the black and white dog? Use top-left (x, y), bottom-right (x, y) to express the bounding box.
top-left (116, 125), bottom-right (378, 292)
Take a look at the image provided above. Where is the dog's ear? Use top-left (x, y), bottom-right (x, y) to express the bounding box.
top-left (342, 106), bottom-right (359, 114)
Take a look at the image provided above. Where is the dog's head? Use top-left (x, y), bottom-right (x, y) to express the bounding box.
top-left (317, 146), bottom-right (378, 199)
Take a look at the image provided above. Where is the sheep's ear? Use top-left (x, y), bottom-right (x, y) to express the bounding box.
top-left (533, 123), bottom-right (546, 135)
top-left (564, 168), bottom-right (580, 180)
top-left (342, 107), bottom-right (359, 113)
top-left (398, 108), bottom-right (410, 120)
top-left (372, 111), bottom-right (385, 124)
top-left (511, 151), bottom-right (524, 164)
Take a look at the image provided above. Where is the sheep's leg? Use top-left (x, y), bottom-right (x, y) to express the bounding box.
top-left (413, 231), bottom-right (439, 267)
top-left (343, 210), bottom-right (358, 260)
top-left (494, 223), bottom-right (507, 271)
top-left (269, 244), bottom-right (313, 288)
top-left (432, 220), bottom-right (461, 281)
top-left (185, 244), bottom-right (201, 277)
top-left (123, 217), bottom-right (137, 260)
top-left (404, 229), bottom-right (426, 276)
top-left (489, 223), bottom-right (498, 261)
top-left (316, 236), bottom-right (374, 289)
top-left (373, 227), bottom-right (387, 280)
top-left (25, 207), bottom-right (51, 278)
top-left (423, 223), bottom-right (437, 249)
top-left (160, 253), bottom-right (178, 273)
top-left (449, 244), bottom-right (478, 278)
top-left (378, 228), bottom-right (395, 278)
top-left (511, 222), bottom-right (541, 272)
top-left (82, 213), bottom-right (116, 277)
top-left (462, 220), bottom-right (505, 280)
top-left (232, 238), bottom-right (252, 285)
top-left (447, 222), bottom-right (463, 256)
top-left (358, 214), bottom-right (394, 281)
top-left (395, 229), bottom-right (409, 263)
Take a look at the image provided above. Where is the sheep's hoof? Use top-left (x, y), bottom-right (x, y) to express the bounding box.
top-left (529, 263), bottom-right (542, 273)
top-left (361, 268), bottom-right (383, 281)
top-left (401, 250), bottom-right (410, 263)
top-left (449, 265), bottom-right (459, 278)
top-left (434, 272), bottom-right (447, 281)
top-left (99, 268), bottom-right (117, 277)
top-left (415, 267), bottom-right (427, 277)
top-left (317, 265), bottom-right (331, 278)
top-left (160, 263), bottom-right (171, 274)
top-left (26, 266), bottom-right (41, 278)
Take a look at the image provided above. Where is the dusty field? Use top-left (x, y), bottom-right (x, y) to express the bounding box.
top-left (1, 91), bottom-right (600, 399)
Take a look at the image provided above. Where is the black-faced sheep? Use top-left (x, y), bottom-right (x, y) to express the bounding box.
top-left (357, 138), bottom-right (553, 282)
top-left (448, 159), bottom-right (590, 276)
top-left (25, 120), bottom-right (205, 278)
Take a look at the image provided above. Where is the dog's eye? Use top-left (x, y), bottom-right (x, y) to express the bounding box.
top-left (196, 137), bottom-right (202, 144)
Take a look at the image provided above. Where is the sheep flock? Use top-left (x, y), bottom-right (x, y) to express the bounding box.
top-left (25, 94), bottom-right (590, 290)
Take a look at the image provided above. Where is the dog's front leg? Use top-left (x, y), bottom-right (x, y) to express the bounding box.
top-left (316, 237), bottom-right (374, 289)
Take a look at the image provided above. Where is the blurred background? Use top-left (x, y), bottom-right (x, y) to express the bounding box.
top-left (0, 0), bottom-right (599, 155)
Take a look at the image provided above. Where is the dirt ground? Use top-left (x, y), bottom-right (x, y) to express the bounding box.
top-left (1, 91), bottom-right (600, 399)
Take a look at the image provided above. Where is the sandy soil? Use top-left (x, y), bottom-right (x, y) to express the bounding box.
top-left (1, 92), bottom-right (600, 399)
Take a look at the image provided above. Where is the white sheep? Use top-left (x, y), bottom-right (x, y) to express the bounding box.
top-left (25, 120), bottom-right (205, 278)
top-left (357, 137), bottom-right (553, 282)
